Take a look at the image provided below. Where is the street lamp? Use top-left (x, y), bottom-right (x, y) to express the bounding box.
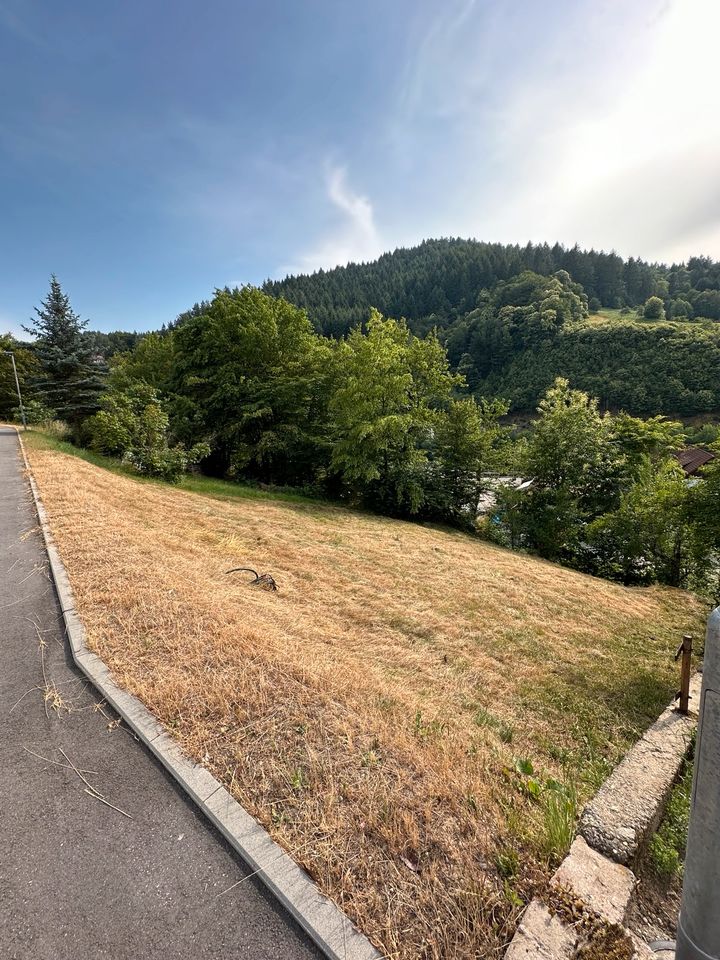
top-left (1, 350), bottom-right (27, 430)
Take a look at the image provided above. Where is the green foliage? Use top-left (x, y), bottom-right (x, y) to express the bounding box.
top-left (170, 286), bottom-right (332, 486)
top-left (449, 270), bottom-right (588, 385)
top-left (0, 334), bottom-right (39, 420)
top-left (585, 460), bottom-right (694, 586)
top-left (329, 311), bottom-right (452, 513)
top-left (265, 239), bottom-right (648, 335)
top-left (511, 757), bottom-right (577, 863)
top-left (612, 413), bottom-right (685, 472)
top-left (671, 298), bottom-right (693, 319)
top-left (82, 329), bottom-right (142, 359)
top-left (265, 239), bottom-right (720, 417)
top-left (487, 381), bottom-right (718, 588)
top-left (650, 763), bottom-right (692, 879)
top-left (477, 318), bottom-right (720, 416)
top-left (24, 276), bottom-right (106, 429)
top-left (540, 779), bottom-right (577, 863)
top-left (643, 296), bottom-right (666, 320)
top-left (493, 379), bottom-right (623, 559)
top-left (686, 448), bottom-right (720, 601)
top-left (87, 371), bottom-right (207, 483)
top-left (423, 396), bottom-right (509, 527)
top-left (17, 397), bottom-right (56, 425)
top-left (328, 310), bottom-right (507, 521)
top-left (125, 440), bottom-right (208, 483)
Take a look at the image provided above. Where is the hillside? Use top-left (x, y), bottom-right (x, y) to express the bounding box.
top-left (471, 310), bottom-right (720, 415)
top-left (264, 239), bottom-right (720, 416)
top-left (26, 430), bottom-right (704, 959)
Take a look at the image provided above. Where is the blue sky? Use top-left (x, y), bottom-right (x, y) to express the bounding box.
top-left (1, 0), bottom-right (718, 335)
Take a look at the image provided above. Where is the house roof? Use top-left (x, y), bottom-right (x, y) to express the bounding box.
top-left (674, 446), bottom-right (716, 476)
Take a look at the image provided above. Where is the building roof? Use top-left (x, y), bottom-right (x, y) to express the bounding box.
top-left (674, 447), bottom-right (716, 476)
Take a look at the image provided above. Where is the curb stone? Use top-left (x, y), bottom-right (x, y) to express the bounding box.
top-left (16, 430), bottom-right (383, 960)
top-left (503, 670), bottom-right (700, 958)
top-left (580, 673), bottom-right (700, 866)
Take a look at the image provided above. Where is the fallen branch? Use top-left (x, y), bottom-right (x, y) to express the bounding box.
top-left (83, 788), bottom-right (134, 820)
top-left (22, 745), bottom-right (99, 776)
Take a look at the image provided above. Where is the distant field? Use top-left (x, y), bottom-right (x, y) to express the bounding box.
top-left (25, 431), bottom-right (704, 959)
top-left (587, 307), bottom-right (719, 330)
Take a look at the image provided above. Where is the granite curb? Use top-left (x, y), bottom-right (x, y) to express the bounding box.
top-left (504, 667), bottom-right (700, 958)
top-left (16, 429), bottom-right (382, 960)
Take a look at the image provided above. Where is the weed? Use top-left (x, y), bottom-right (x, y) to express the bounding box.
top-left (539, 779), bottom-right (577, 863)
top-left (289, 767), bottom-right (307, 792)
top-left (495, 847), bottom-right (519, 880)
top-left (650, 761), bottom-right (693, 879)
top-left (512, 758), bottom-right (577, 863)
top-left (413, 710), bottom-right (446, 741)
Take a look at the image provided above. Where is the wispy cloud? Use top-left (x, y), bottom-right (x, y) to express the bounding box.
top-left (477, 0), bottom-right (720, 261)
top-left (279, 164), bottom-right (382, 276)
top-left (373, 0), bottom-right (720, 264)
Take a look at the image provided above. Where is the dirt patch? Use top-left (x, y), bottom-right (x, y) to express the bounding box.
top-left (626, 865), bottom-right (681, 946)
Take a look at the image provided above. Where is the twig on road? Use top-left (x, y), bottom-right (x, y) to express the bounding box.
top-left (59, 746), bottom-right (135, 821)
top-left (59, 747), bottom-right (105, 797)
top-left (22, 746), bottom-right (99, 776)
top-left (82, 788), bottom-right (134, 820)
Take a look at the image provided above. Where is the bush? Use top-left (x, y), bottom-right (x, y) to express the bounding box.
top-left (643, 296), bottom-right (666, 320)
top-left (124, 441), bottom-right (209, 483)
top-left (15, 398), bottom-right (56, 425)
top-left (87, 376), bottom-right (210, 483)
top-left (588, 297), bottom-right (601, 313)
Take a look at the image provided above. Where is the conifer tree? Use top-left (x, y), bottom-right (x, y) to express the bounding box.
top-left (24, 276), bottom-right (105, 427)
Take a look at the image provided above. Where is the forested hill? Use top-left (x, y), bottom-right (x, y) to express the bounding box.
top-left (264, 239), bottom-right (720, 416)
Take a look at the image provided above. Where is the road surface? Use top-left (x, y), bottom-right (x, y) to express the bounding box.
top-left (0, 426), bottom-right (321, 960)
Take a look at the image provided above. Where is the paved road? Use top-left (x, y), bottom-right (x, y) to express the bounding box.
top-left (0, 427), bottom-right (321, 960)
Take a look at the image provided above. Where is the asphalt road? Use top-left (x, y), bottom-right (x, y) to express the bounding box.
top-left (0, 427), bottom-right (321, 960)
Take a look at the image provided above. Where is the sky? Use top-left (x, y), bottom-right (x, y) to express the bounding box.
top-left (1, 0), bottom-right (719, 336)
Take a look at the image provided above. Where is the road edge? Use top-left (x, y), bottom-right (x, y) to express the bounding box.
top-left (16, 429), bottom-right (383, 960)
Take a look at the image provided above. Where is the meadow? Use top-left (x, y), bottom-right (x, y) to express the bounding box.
top-left (25, 431), bottom-right (704, 959)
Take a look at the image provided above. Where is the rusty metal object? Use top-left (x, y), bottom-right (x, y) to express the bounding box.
top-left (225, 567), bottom-right (278, 591)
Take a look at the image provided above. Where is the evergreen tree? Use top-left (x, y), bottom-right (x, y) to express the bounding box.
top-left (24, 276), bottom-right (105, 427)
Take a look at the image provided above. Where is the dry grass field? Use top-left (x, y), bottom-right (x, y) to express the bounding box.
top-left (25, 432), bottom-right (704, 959)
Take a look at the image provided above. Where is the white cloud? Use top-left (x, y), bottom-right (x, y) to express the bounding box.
top-left (336, 0), bottom-right (713, 268)
top-left (280, 165), bottom-right (383, 276)
top-left (480, 0), bottom-right (720, 261)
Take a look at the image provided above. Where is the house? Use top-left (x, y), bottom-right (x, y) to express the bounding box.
top-left (477, 475), bottom-right (534, 515)
top-left (674, 447), bottom-right (716, 477)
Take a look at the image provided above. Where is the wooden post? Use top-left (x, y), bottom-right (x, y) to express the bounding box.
top-left (675, 634), bottom-right (693, 714)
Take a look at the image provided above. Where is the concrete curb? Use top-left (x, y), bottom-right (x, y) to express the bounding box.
top-left (580, 672), bottom-right (701, 866)
top-left (16, 430), bottom-right (383, 960)
top-left (503, 670), bottom-right (700, 958)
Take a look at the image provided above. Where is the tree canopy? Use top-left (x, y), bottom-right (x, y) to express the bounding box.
top-left (23, 276), bottom-right (105, 428)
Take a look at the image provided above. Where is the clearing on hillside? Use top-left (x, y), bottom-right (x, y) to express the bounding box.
top-left (25, 433), bottom-right (704, 960)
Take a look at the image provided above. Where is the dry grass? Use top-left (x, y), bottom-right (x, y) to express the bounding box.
top-left (25, 435), bottom-right (704, 959)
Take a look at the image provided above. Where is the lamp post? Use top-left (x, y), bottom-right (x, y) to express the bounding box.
top-left (675, 607), bottom-right (720, 959)
top-left (2, 350), bottom-right (27, 430)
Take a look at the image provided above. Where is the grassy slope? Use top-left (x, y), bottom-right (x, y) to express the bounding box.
top-left (25, 431), bottom-right (705, 959)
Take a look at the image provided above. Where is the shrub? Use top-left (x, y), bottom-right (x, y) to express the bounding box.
top-left (15, 398), bottom-right (56, 425)
top-left (643, 296), bottom-right (666, 320)
top-left (124, 441), bottom-right (209, 483)
top-left (87, 376), bottom-right (210, 483)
